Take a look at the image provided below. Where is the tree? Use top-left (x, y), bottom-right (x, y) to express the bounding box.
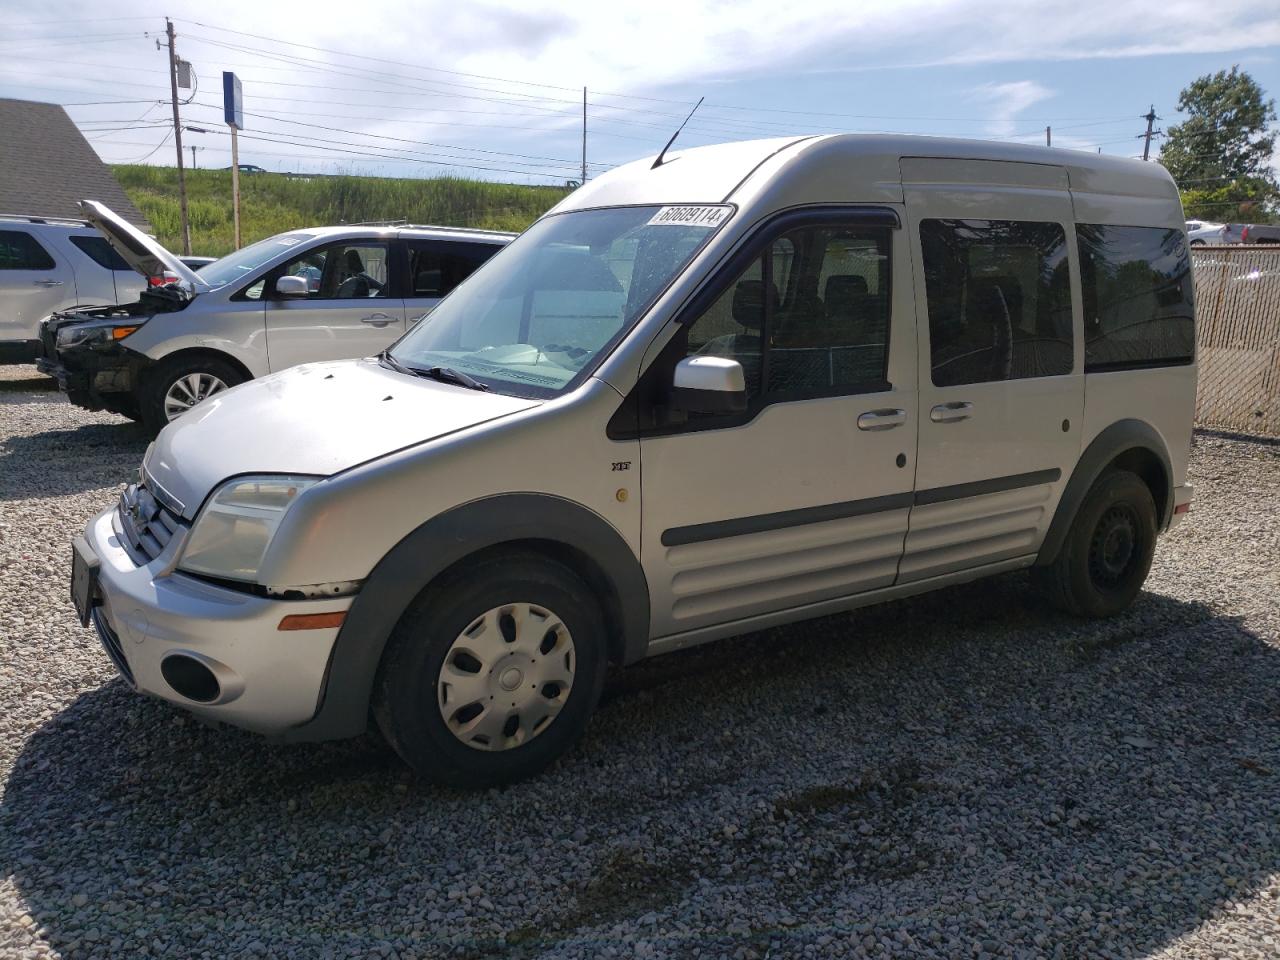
top-left (1159, 67), bottom-right (1278, 223)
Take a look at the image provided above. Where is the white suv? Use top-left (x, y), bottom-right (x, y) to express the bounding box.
top-left (38, 202), bottom-right (513, 431)
top-left (0, 213), bottom-right (144, 363)
top-left (70, 136), bottom-right (1196, 787)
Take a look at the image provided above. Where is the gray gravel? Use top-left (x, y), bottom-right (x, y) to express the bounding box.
top-left (1, 364), bottom-right (1278, 960)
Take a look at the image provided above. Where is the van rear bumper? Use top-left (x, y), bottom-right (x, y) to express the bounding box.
top-left (1167, 484), bottom-right (1193, 531)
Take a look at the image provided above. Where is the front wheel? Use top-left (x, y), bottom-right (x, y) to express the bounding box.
top-left (141, 354), bottom-right (245, 433)
top-left (373, 552), bottom-right (608, 787)
top-left (1033, 469), bottom-right (1158, 617)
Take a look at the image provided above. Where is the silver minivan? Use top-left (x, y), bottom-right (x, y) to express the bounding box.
top-left (39, 202), bottom-right (512, 431)
top-left (70, 135), bottom-right (1197, 786)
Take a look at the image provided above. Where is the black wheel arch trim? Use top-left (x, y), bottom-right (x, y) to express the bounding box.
top-left (280, 493), bottom-right (649, 742)
top-left (1035, 419), bottom-right (1173, 567)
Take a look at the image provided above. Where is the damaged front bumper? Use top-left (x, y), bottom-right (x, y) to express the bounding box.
top-left (37, 313), bottom-right (152, 415)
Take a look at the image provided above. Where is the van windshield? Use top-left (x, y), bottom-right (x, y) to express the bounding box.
top-left (388, 205), bottom-right (731, 397)
top-left (197, 233), bottom-right (317, 289)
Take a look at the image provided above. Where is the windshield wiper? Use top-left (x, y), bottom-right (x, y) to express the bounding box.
top-left (377, 351), bottom-right (488, 391)
top-left (418, 366), bottom-right (489, 391)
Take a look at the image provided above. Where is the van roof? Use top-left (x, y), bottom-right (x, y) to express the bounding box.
top-left (555, 134), bottom-right (1180, 213)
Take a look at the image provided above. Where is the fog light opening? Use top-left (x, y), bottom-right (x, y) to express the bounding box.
top-left (161, 654), bottom-right (221, 703)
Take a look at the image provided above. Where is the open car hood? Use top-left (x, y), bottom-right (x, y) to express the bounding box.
top-left (78, 199), bottom-right (208, 290)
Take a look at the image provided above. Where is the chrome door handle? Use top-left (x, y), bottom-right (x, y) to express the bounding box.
top-left (410, 311), bottom-right (432, 325)
top-left (930, 401), bottom-right (973, 423)
top-left (857, 408), bottom-right (907, 431)
top-left (34, 279), bottom-right (63, 286)
top-left (360, 313), bottom-right (394, 327)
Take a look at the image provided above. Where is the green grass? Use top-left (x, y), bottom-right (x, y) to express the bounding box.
top-left (111, 165), bottom-right (571, 257)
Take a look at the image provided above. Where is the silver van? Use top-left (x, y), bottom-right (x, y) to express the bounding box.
top-left (38, 202), bottom-right (512, 431)
top-left (69, 136), bottom-right (1197, 786)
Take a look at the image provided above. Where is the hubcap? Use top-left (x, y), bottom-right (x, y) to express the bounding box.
top-left (437, 603), bottom-right (575, 752)
top-left (163, 372), bottom-right (229, 422)
top-left (1089, 505), bottom-right (1140, 589)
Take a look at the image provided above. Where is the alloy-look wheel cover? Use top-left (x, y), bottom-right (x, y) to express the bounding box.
top-left (438, 603), bottom-right (576, 751)
top-left (163, 372), bottom-right (229, 422)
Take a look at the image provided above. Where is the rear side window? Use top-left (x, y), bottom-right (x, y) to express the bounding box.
top-left (1076, 224), bottom-right (1194, 371)
top-left (0, 230), bottom-right (56, 270)
top-left (406, 241), bottom-right (499, 298)
top-left (70, 235), bottom-right (131, 271)
top-left (920, 219), bottom-right (1073, 386)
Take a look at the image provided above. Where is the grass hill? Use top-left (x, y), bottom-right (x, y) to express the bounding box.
top-left (111, 165), bottom-right (571, 257)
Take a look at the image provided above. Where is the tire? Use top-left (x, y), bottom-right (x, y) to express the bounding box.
top-left (373, 551), bottom-right (608, 787)
top-left (1033, 469), bottom-right (1158, 618)
top-left (141, 354), bottom-right (245, 434)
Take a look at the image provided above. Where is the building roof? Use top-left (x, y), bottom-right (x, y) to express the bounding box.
top-left (0, 98), bottom-right (151, 231)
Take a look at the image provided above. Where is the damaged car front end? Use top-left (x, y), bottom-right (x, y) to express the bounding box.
top-left (38, 284), bottom-right (194, 419)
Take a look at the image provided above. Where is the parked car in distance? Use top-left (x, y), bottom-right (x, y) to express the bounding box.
top-left (1186, 220), bottom-right (1225, 245)
top-left (181, 256), bottom-right (217, 271)
top-left (38, 201), bottom-right (513, 431)
top-left (1220, 222), bottom-right (1280, 245)
top-left (0, 213), bottom-right (145, 363)
top-left (71, 136), bottom-right (1196, 787)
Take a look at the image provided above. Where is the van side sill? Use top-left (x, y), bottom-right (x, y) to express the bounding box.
top-left (645, 554), bottom-right (1036, 658)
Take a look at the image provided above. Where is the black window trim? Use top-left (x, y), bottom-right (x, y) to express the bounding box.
top-left (607, 205), bottom-right (901, 440)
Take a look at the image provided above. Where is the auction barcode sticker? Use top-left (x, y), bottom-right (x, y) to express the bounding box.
top-left (647, 205), bottom-right (731, 228)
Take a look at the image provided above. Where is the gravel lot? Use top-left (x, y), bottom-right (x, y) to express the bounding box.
top-left (0, 365), bottom-right (1278, 960)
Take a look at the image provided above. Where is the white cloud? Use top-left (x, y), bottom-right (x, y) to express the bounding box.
top-left (2, 0), bottom-right (1277, 179)
top-left (969, 81), bottom-right (1055, 137)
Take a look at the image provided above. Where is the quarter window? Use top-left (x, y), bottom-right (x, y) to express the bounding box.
top-left (70, 235), bottom-right (130, 271)
top-left (0, 231), bottom-right (56, 271)
top-left (687, 224), bottom-right (892, 401)
top-left (1076, 224), bottom-right (1194, 371)
top-left (920, 219), bottom-right (1073, 386)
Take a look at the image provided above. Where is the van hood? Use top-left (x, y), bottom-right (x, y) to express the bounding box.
top-left (144, 358), bottom-right (541, 518)
top-left (78, 199), bottom-right (209, 291)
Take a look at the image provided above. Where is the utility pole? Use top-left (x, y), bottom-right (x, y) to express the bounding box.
top-left (1141, 105), bottom-right (1158, 161)
top-left (189, 145), bottom-right (201, 169)
top-left (165, 18), bottom-right (192, 254)
top-left (581, 87), bottom-right (588, 184)
top-left (1045, 126), bottom-right (1051, 147)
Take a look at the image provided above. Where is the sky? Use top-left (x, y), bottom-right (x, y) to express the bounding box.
top-left (1, 0), bottom-right (1278, 190)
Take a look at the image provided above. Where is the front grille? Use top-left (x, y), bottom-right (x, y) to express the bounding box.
top-left (91, 608), bottom-right (136, 688)
top-left (117, 482), bottom-right (187, 562)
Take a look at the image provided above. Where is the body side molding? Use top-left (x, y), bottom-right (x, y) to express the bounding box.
top-left (1034, 418), bottom-right (1172, 567)
top-left (281, 494), bottom-right (649, 742)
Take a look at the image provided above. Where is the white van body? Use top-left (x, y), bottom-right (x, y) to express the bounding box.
top-left (72, 135), bottom-right (1196, 785)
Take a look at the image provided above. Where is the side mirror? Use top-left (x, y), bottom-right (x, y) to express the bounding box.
top-left (672, 356), bottom-right (747, 415)
top-left (275, 275), bottom-right (310, 299)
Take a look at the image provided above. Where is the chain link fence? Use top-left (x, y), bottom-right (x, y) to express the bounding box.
top-left (1191, 245), bottom-right (1280, 438)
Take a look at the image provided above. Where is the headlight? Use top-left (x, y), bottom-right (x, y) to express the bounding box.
top-left (179, 475), bottom-right (320, 583)
top-left (57, 323), bottom-right (141, 349)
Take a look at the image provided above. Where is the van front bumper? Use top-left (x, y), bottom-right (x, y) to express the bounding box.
top-left (80, 506), bottom-right (353, 736)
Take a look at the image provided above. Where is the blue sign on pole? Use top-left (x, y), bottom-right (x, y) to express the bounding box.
top-left (222, 72), bottom-right (243, 129)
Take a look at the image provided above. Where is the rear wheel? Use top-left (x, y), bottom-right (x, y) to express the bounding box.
top-left (1034, 469), bottom-right (1158, 617)
top-left (141, 354), bottom-right (244, 433)
top-left (373, 552), bottom-right (608, 787)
